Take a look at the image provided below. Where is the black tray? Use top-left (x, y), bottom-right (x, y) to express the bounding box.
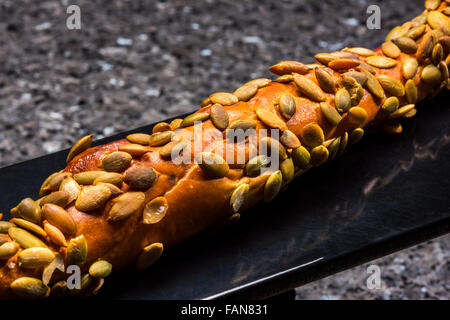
top-left (1, 91), bottom-right (449, 299)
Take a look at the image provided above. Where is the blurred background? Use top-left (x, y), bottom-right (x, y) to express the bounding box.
top-left (0, 0), bottom-right (448, 299)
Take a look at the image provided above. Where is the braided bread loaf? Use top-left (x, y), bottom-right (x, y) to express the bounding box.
top-left (0, 1), bottom-right (449, 299)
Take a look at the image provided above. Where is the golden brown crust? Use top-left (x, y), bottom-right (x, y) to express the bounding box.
top-left (1, 1), bottom-right (449, 299)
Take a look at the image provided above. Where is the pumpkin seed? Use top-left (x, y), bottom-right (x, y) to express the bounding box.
top-left (343, 71), bottom-right (368, 86)
top-left (143, 197), bottom-right (168, 224)
top-left (18, 247), bottom-right (55, 268)
top-left (343, 47), bottom-right (376, 56)
top-left (246, 155), bottom-right (270, 177)
top-left (293, 74), bottom-right (327, 102)
top-left (181, 112), bottom-right (210, 127)
top-left (392, 37), bottom-right (418, 54)
top-left (10, 277), bottom-right (50, 299)
top-left (292, 146), bottom-right (311, 169)
top-left (269, 60), bottom-right (309, 75)
top-left (107, 192), bottom-right (146, 222)
top-left (377, 75), bottom-right (405, 96)
top-left (8, 227), bottom-right (47, 248)
top-left (152, 122), bottom-right (171, 133)
top-left (327, 137), bottom-right (341, 161)
top-left (421, 64), bottom-right (442, 84)
top-left (124, 166), bottom-right (157, 189)
top-left (11, 218), bottom-right (46, 238)
top-left (136, 243), bottom-right (164, 271)
top-left (15, 198), bottom-right (42, 224)
top-left (439, 60), bottom-right (449, 84)
top-left (335, 88), bottom-right (351, 112)
top-left (362, 69), bottom-right (385, 99)
top-left (405, 79), bottom-right (418, 103)
top-left (406, 24), bottom-right (426, 39)
top-left (348, 107), bottom-right (368, 127)
top-left (43, 222), bottom-right (67, 247)
top-left (89, 260), bottom-right (112, 278)
top-left (310, 145), bottom-right (329, 166)
top-left (118, 144), bottom-right (149, 157)
top-left (381, 41), bottom-right (400, 59)
top-left (348, 128), bottom-right (364, 146)
top-left (385, 26), bottom-right (405, 42)
top-left (402, 58), bottom-right (419, 79)
top-left (0, 221), bottom-right (15, 233)
top-left (229, 184), bottom-right (250, 213)
top-left (42, 253), bottom-right (64, 285)
top-left (425, 0), bottom-right (442, 10)
top-left (280, 158), bottom-right (295, 183)
top-left (50, 281), bottom-right (67, 298)
top-left (389, 104), bottom-right (416, 119)
top-left (339, 76), bottom-right (364, 105)
top-left (0, 241), bottom-right (20, 259)
top-left (440, 36), bottom-right (450, 52)
top-left (417, 33), bottom-right (434, 62)
top-left (264, 171), bottom-right (282, 202)
top-left (210, 104), bottom-right (229, 130)
top-left (92, 172), bottom-right (122, 187)
top-left (381, 96), bottom-right (400, 114)
top-left (444, 7), bottom-right (450, 16)
top-left (0, 234), bottom-right (9, 245)
top-left (314, 53), bottom-right (338, 65)
top-left (404, 109), bottom-right (417, 118)
top-left (68, 273), bottom-right (95, 296)
top-left (94, 182), bottom-right (122, 198)
top-left (300, 123), bottom-right (324, 148)
top-left (328, 58), bottom-right (360, 70)
top-left (427, 11), bottom-right (450, 35)
top-left (382, 121), bottom-right (403, 134)
top-left (432, 43), bottom-right (444, 65)
top-left (320, 102), bottom-right (342, 126)
top-left (256, 108), bottom-right (288, 131)
top-left (67, 235), bottom-right (88, 265)
top-left (159, 140), bottom-right (188, 158)
top-left (279, 130), bottom-right (301, 149)
top-left (228, 119), bottom-right (257, 131)
top-left (74, 171), bottom-right (106, 185)
top-left (358, 61), bottom-right (377, 74)
top-left (149, 131), bottom-right (174, 147)
top-left (233, 84), bottom-right (258, 101)
top-left (102, 151), bottom-right (132, 172)
top-left (366, 56), bottom-right (397, 68)
top-left (279, 93), bottom-right (297, 119)
top-left (411, 10), bottom-right (428, 26)
top-left (315, 67), bottom-right (336, 93)
top-left (201, 97), bottom-right (211, 107)
top-left (209, 92), bottom-right (238, 106)
top-left (42, 203), bottom-right (77, 235)
top-left (197, 152), bottom-right (229, 178)
top-left (260, 136), bottom-right (287, 160)
top-left (39, 191), bottom-right (70, 208)
top-left (337, 132), bottom-right (349, 156)
top-left (75, 185), bottom-right (111, 212)
top-left (59, 177), bottom-right (81, 204)
top-left (245, 78), bottom-right (271, 88)
top-left (66, 134), bottom-right (93, 163)
top-left (275, 74), bottom-right (294, 83)
top-left (170, 119), bottom-right (183, 131)
top-left (126, 133), bottom-right (151, 145)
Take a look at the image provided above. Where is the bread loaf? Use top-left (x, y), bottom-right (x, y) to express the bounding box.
top-left (0, 1), bottom-right (449, 299)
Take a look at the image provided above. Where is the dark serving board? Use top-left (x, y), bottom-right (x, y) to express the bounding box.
top-left (0, 91), bottom-right (449, 299)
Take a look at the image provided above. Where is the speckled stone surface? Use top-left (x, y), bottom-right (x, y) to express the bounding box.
top-left (0, 0), bottom-right (447, 299)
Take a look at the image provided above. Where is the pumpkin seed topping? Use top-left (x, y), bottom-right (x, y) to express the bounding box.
top-left (59, 177), bottom-right (81, 204)
top-left (159, 140), bottom-right (188, 158)
top-left (18, 247), bottom-right (55, 269)
top-left (432, 43), bottom-right (444, 65)
top-left (292, 146), bottom-right (311, 169)
top-left (0, 241), bottom-right (20, 260)
top-left (233, 84), bottom-right (258, 102)
top-left (348, 107), bottom-right (368, 127)
top-left (107, 192), bottom-right (146, 222)
top-left (402, 58), bottom-right (419, 79)
top-left (8, 227), bottom-right (47, 249)
top-left (427, 11), bottom-right (450, 35)
top-left (280, 129), bottom-right (301, 149)
top-left (246, 155), bottom-right (270, 177)
top-left (343, 47), bottom-right (376, 56)
top-left (210, 104), bottom-right (229, 130)
top-left (10, 277), bottom-right (50, 299)
top-left (0, 221), bottom-right (14, 233)
top-left (181, 112), bottom-right (210, 127)
top-left (377, 75), bottom-right (405, 96)
top-left (126, 133), bottom-right (151, 145)
top-left (362, 69), bottom-right (385, 99)
top-left (118, 144), bottom-right (149, 157)
top-left (382, 41), bottom-right (401, 58)
top-left (300, 123), bottom-right (325, 148)
top-left (42, 203), bottom-right (77, 235)
top-left (279, 93), bottom-right (297, 119)
top-left (406, 24), bottom-right (426, 39)
top-left (348, 128), bottom-right (365, 146)
top-left (343, 71), bottom-right (368, 86)
top-left (230, 184), bottom-right (249, 213)
top-left (314, 53), bottom-right (338, 65)
top-left (275, 74), bottom-right (294, 83)
top-left (256, 108), bottom-right (288, 131)
top-left (67, 235), bottom-right (88, 266)
top-left (417, 33), bottom-right (434, 62)
top-left (123, 166), bottom-right (157, 189)
top-left (11, 218), bottom-right (46, 238)
top-left (143, 196), bottom-right (168, 224)
top-left (260, 136), bottom-right (287, 160)
top-left (74, 171), bottom-right (106, 185)
top-left (328, 58), bottom-right (360, 70)
top-left (366, 56), bottom-right (398, 68)
top-left (425, 0), bottom-right (442, 10)
top-left (197, 152), bottom-right (229, 178)
top-left (148, 131), bottom-right (174, 147)
top-left (209, 92), bottom-right (239, 106)
top-left (389, 104), bottom-right (416, 119)
top-left (421, 64), bottom-right (442, 84)
top-left (102, 151), bottom-right (132, 173)
top-left (392, 37), bottom-right (418, 54)
top-left (89, 260), bottom-right (112, 279)
top-left (381, 96), bottom-right (400, 114)
top-left (405, 79), bottom-right (418, 103)
top-left (315, 67), bottom-right (336, 93)
top-left (75, 185), bottom-right (111, 212)
top-left (280, 158), bottom-right (295, 183)
top-left (228, 119), bottom-right (257, 131)
top-left (327, 137), bottom-right (341, 161)
top-left (16, 198), bottom-right (42, 224)
top-left (337, 132), bottom-right (349, 156)
top-left (152, 122), bottom-right (171, 134)
top-left (335, 88), bottom-right (351, 112)
top-left (310, 145), bottom-right (329, 166)
top-left (39, 191), bottom-right (70, 208)
top-left (44, 222), bottom-right (67, 247)
top-left (269, 60), bottom-right (309, 75)
top-left (136, 243), bottom-right (164, 271)
top-left (245, 78), bottom-right (271, 88)
top-left (293, 74), bottom-right (327, 102)
top-left (66, 134), bottom-right (93, 163)
top-left (264, 171), bottom-right (282, 202)
top-left (170, 118), bottom-right (183, 131)
top-left (320, 102), bottom-right (342, 126)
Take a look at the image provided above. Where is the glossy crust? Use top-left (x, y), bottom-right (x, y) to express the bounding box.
top-left (1, 1), bottom-right (449, 299)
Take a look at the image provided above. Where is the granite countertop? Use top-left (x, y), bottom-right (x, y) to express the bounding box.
top-left (0, 0), bottom-right (448, 299)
